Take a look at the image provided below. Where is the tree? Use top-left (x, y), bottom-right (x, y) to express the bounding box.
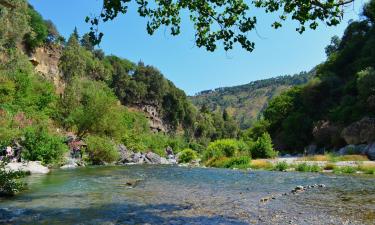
top-left (24, 5), bottom-right (48, 51)
top-left (81, 33), bottom-right (94, 51)
top-left (325, 35), bottom-right (341, 57)
top-left (87, 0), bottom-right (355, 52)
top-left (45, 20), bottom-right (60, 43)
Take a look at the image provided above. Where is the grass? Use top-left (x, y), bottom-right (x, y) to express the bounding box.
top-left (273, 161), bottom-right (288, 171)
top-left (250, 159), bottom-right (273, 170)
top-left (335, 155), bottom-right (369, 161)
top-left (205, 156), bottom-right (251, 169)
top-left (357, 164), bottom-right (375, 175)
top-left (333, 166), bottom-right (357, 174)
top-left (295, 163), bottom-right (322, 172)
top-left (298, 155), bottom-right (330, 161)
top-left (298, 154), bottom-right (368, 162)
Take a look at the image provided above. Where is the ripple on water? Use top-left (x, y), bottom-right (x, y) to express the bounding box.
top-left (0, 165), bottom-right (374, 225)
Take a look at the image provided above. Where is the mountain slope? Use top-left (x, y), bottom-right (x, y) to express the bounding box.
top-left (190, 72), bottom-right (313, 129)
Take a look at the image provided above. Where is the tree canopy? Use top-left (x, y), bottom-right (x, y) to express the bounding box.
top-left (87, 0), bottom-right (355, 52)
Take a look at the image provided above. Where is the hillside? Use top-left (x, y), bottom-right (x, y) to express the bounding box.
top-left (0, 0), bottom-right (243, 167)
top-left (190, 72), bottom-right (312, 129)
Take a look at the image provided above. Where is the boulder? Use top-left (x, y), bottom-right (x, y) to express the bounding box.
top-left (6, 161), bottom-right (49, 174)
top-left (365, 143), bottom-right (375, 160)
top-left (160, 157), bottom-right (171, 165)
top-left (313, 120), bottom-right (343, 147)
top-left (341, 117), bottom-right (375, 145)
top-left (118, 144), bottom-right (134, 163)
top-left (145, 152), bottom-right (161, 164)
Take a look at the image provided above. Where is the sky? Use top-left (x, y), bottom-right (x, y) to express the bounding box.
top-left (29, 0), bottom-right (366, 95)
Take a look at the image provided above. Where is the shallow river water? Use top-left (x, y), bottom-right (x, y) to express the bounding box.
top-left (0, 165), bottom-right (374, 224)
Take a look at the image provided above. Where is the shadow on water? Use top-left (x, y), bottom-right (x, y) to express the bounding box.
top-left (0, 202), bottom-right (249, 225)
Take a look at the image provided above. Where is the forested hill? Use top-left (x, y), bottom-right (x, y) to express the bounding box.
top-left (190, 72), bottom-right (313, 129)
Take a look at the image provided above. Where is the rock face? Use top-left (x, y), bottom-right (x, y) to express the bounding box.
top-left (30, 45), bottom-right (65, 94)
top-left (312, 120), bottom-right (343, 147)
top-left (341, 117), bottom-right (375, 145)
top-left (6, 161), bottom-right (49, 174)
top-left (140, 104), bottom-right (169, 133)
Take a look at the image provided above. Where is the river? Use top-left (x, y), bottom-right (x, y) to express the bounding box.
top-left (0, 165), bottom-right (374, 224)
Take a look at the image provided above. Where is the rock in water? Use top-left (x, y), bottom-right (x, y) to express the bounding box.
top-left (6, 161), bottom-right (49, 174)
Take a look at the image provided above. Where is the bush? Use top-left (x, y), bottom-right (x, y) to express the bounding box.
top-left (0, 159), bottom-right (26, 196)
top-left (296, 163), bottom-right (322, 172)
top-left (203, 139), bottom-right (248, 160)
top-left (223, 156), bottom-right (251, 169)
top-left (22, 126), bottom-right (68, 165)
top-left (85, 135), bottom-right (119, 164)
top-left (273, 161), bottom-right (288, 171)
top-left (333, 166), bottom-right (357, 174)
top-left (250, 133), bottom-right (278, 159)
top-left (205, 156), bottom-right (250, 169)
top-left (178, 149), bottom-right (198, 163)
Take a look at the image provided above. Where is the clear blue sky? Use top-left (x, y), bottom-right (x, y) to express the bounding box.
top-left (29, 0), bottom-right (366, 95)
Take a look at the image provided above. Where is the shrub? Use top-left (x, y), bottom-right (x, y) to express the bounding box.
top-left (273, 161), bottom-right (288, 171)
top-left (178, 149), bottom-right (198, 163)
top-left (85, 135), bottom-right (119, 164)
top-left (334, 166), bottom-right (357, 174)
top-left (223, 156), bottom-right (251, 169)
top-left (203, 139), bottom-right (248, 160)
top-left (250, 132), bottom-right (278, 159)
top-left (22, 126), bottom-right (68, 165)
top-left (0, 159), bottom-right (26, 196)
top-left (205, 156), bottom-right (250, 169)
top-left (296, 163), bottom-right (322, 172)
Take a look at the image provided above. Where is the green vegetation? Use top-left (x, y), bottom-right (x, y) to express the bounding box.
top-left (0, 160), bottom-right (26, 196)
top-left (334, 166), bottom-right (357, 174)
top-left (178, 149), bottom-right (198, 163)
top-left (88, 0), bottom-right (353, 52)
top-left (203, 139), bottom-right (248, 161)
top-left (191, 73), bottom-right (311, 129)
top-left (259, 1), bottom-right (375, 153)
top-left (22, 126), bottom-right (68, 165)
top-left (273, 161), bottom-right (288, 172)
top-left (206, 156), bottom-right (250, 169)
top-left (295, 163), bottom-right (322, 172)
top-left (84, 135), bottom-right (119, 164)
top-left (249, 133), bottom-right (278, 159)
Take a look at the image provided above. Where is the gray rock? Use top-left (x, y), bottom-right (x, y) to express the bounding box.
top-left (341, 117), bottom-right (375, 144)
top-left (160, 157), bottom-right (170, 164)
top-left (365, 143), bottom-right (375, 160)
top-left (6, 161), bottom-right (49, 174)
top-left (338, 145), bottom-right (357, 155)
top-left (145, 152), bottom-right (161, 164)
top-left (118, 144), bottom-right (134, 163)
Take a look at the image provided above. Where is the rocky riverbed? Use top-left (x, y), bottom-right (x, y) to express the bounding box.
top-left (0, 165), bottom-right (374, 225)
